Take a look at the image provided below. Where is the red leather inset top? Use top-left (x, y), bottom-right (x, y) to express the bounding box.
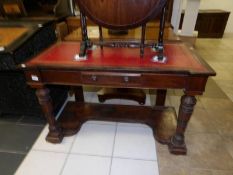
top-left (25, 42), bottom-right (210, 74)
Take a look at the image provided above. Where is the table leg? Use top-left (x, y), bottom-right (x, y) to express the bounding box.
top-left (36, 87), bottom-right (63, 143)
top-left (156, 89), bottom-right (167, 106)
top-left (168, 95), bottom-right (196, 154)
top-left (74, 86), bottom-right (84, 102)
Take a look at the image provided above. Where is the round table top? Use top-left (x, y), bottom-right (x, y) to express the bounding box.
top-left (75, 0), bottom-right (167, 29)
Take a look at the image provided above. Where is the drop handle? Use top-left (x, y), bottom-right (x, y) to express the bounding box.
top-left (91, 75), bottom-right (97, 81)
top-left (124, 76), bottom-right (129, 82)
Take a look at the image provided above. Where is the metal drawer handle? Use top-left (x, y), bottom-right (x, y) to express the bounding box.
top-left (124, 76), bottom-right (129, 82)
top-left (91, 75), bottom-right (97, 81)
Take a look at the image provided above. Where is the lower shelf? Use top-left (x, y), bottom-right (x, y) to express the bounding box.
top-left (57, 102), bottom-right (177, 144)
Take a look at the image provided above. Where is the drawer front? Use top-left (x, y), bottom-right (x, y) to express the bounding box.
top-left (142, 74), bottom-right (186, 88)
top-left (41, 70), bottom-right (82, 85)
top-left (81, 72), bottom-right (142, 87)
top-left (25, 70), bottom-right (42, 83)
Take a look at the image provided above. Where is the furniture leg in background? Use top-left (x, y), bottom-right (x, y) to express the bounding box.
top-left (149, 89), bottom-right (167, 106)
top-left (97, 88), bottom-right (146, 105)
top-left (74, 86), bottom-right (84, 102)
top-left (156, 89), bottom-right (167, 106)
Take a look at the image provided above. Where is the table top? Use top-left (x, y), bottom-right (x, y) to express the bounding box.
top-left (76, 0), bottom-right (166, 29)
top-left (0, 20), bottom-right (53, 53)
top-left (24, 42), bottom-right (215, 75)
top-left (0, 27), bottom-right (29, 47)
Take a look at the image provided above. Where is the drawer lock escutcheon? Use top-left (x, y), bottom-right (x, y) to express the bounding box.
top-left (124, 76), bottom-right (129, 82)
top-left (91, 75), bottom-right (97, 81)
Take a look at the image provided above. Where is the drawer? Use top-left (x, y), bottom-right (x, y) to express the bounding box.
top-left (81, 72), bottom-right (142, 87)
top-left (41, 70), bottom-right (82, 85)
top-left (142, 74), bottom-right (186, 88)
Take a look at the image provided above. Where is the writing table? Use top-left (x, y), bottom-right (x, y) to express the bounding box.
top-left (22, 42), bottom-right (215, 155)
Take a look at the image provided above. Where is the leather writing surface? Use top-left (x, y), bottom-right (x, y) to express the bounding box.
top-left (26, 42), bottom-right (208, 73)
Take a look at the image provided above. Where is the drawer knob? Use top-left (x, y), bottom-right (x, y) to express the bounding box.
top-left (124, 76), bottom-right (129, 82)
top-left (91, 75), bottom-right (97, 81)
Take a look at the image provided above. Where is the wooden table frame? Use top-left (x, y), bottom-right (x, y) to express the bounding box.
top-left (23, 42), bottom-right (215, 155)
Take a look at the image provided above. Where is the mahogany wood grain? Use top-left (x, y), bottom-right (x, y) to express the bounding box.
top-left (75, 0), bottom-right (168, 58)
top-left (57, 102), bottom-right (177, 144)
top-left (63, 18), bottom-right (174, 106)
top-left (36, 87), bottom-right (63, 143)
top-left (169, 95), bottom-right (196, 154)
top-left (23, 42), bottom-right (216, 155)
top-left (64, 22), bottom-right (173, 41)
top-left (75, 0), bottom-right (167, 30)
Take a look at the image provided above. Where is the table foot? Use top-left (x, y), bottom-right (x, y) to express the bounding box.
top-left (168, 135), bottom-right (187, 155)
top-left (168, 95), bottom-right (197, 155)
top-left (168, 144), bottom-right (187, 155)
top-left (60, 123), bottom-right (82, 137)
top-left (46, 127), bottom-right (64, 143)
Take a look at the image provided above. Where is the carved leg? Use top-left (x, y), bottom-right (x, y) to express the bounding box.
top-left (168, 95), bottom-right (196, 154)
top-left (74, 86), bottom-right (84, 102)
top-left (36, 87), bottom-right (63, 143)
top-left (156, 89), bottom-right (167, 106)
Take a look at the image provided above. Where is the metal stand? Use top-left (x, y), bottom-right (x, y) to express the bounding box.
top-left (79, 12), bottom-right (92, 57)
top-left (152, 4), bottom-right (167, 63)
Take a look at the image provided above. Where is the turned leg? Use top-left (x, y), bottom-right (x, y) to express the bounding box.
top-left (36, 87), bottom-right (63, 143)
top-left (74, 86), bottom-right (84, 102)
top-left (156, 89), bottom-right (167, 106)
top-left (169, 95), bottom-right (196, 154)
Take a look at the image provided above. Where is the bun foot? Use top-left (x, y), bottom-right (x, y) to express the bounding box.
top-left (168, 143), bottom-right (187, 155)
top-left (46, 129), bottom-right (64, 143)
top-left (168, 135), bottom-right (187, 155)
